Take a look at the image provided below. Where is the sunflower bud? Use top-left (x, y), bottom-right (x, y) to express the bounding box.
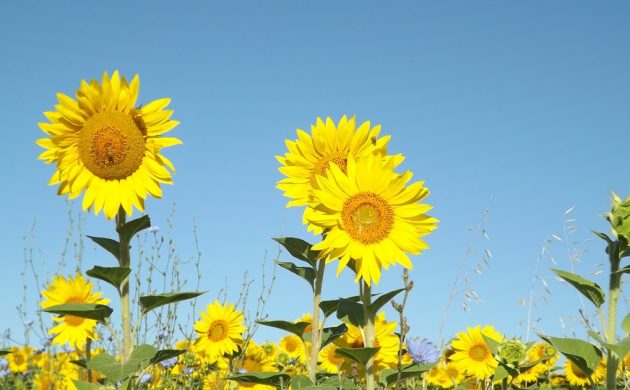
top-left (498, 338), bottom-right (526, 365)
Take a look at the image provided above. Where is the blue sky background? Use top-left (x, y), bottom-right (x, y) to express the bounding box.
top-left (1, 1), bottom-right (629, 350)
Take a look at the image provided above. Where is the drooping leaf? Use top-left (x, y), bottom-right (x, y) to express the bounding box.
top-left (117, 215), bottom-right (151, 244)
top-left (551, 269), bottom-right (605, 308)
top-left (273, 237), bottom-right (318, 267)
top-left (149, 349), bottom-right (186, 366)
top-left (139, 291), bottom-right (204, 314)
top-left (335, 347), bottom-right (380, 367)
top-left (228, 371), bottom-right (290, 387)
top-left (256, 320), bottom-right (310, 339)
top-left (592, 230), bottom-right (613, 245)
top-left (86, 266), bottom-right (131, 290)
top-left (369, 288), bottom-right (404, 314)
top-left (87, 236), bottom-right (120, 261)
top-left (41, 303), bottom-right (113, 323)
top-left (86, 344), bottom-right (157, 383)
top-left (336, 298), bottom-right (365, 327)
top-left (319, 296), bottom-right (361, 318)
top-left (539, 335), bottom-right (601, 377)
top-left (276, 261), bottom-right (315, 290)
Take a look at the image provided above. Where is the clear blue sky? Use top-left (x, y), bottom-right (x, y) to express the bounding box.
top-left (1, 1), bottom-right (629, 349)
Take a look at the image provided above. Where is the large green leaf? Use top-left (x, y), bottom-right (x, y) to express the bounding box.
top-left (273, 237), bottom-right (318, 267)
top-left (290, 375), bottom-right (313, 389)
top-left (139, 291), bottom-right (204, 314)
top-left (551, 269), bottom-right (605, 308)
top-left (229, 372), bottom-right (290, 387)
top-left (369, 288), bottom-right (404, 314)
top-left (276, 261), bottom-right (315, 290)
top-left (86, 344), bottom-right (157, 383)
top-left (41, 303), bottom-right (113, 323)
top-left (71, 381), bottom-right (102, 390)
top-left (87, 236), bottom-right (120, 261)
top-left (117, 215), bottom-right (151, 244)
top-left (335, 347), bottom-right (379, 367)
top-left (257, 320), bottom-right (310, 338)
top-left (86, 266), bottom-right (131, 290)
top-left (319, 295), bottom-right (361, 318)
top-left (149, 349), bottom-right (185, 366)
top-left (318, 376), bottom-right (357, 389)
top-left (539, 335), bottom-right (601, 377)
top-left (336, 298), bottom-right (365, 327)
top-left (380, 363), bottom-right (436, 386)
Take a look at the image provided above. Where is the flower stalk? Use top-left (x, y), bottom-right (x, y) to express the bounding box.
top-left (116, 208), bottom-right (133, 361)
top-left (361, 281), bottom-right (376, 390)
top-left (308, 258), bottom-right (326, 383)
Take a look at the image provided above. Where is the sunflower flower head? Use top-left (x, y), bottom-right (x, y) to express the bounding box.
top-left (37, 70), bottom-right (181, 219)
top-left (194, 301), bottom-right (247, 362)
top-left (450, 325), bottom-right (503, 380)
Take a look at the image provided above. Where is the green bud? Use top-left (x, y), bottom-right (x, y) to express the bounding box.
top-left (608, 192), bottom-right (630, 242)
top-left (498, 338), bottom-right (526, 365)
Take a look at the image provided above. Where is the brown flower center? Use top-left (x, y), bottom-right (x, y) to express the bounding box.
top-left (310, 153), bottom-right (347, 189)
top-left (342, 192), bottom-right (394, 244)
top-left (78, 111), bottom-right (145, 180)
top-left (469, 344), bottom-right (490, 361)
top-left (64, 315), bottom-right (85, 327)
top-left (208, 320), bottom-right (228, 342)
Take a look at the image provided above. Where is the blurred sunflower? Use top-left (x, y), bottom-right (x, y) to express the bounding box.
top-left (306, 153), bottom-right (437, 285)
top-left (40, 274), bottom-right (109, 347)
top-left (318, 343), bottom-right (345, 374)
top-left (194, 301), bottom-right (246, 361)
top-left (279, 334), bottom-right (307, 362)
top-left (450, 325), bottom-right (503, 380)
top-left (564, 358), bottom-right (606, 387)
top-left (7, 346), bottom-right (32, 374)
top-left (37, 70), bottom-right (181, 219)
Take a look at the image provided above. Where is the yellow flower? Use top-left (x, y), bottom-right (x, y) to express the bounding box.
top-left (7, 346), bottom-right (32, 373)
top-left (37, 70), bottom-right (181, 219)
top-left (427, 360), bottom-right (464, 388)
top-left (236, 341), bottom-right (277, 389)
top-left (40, 274), bottom-right (109, 347)
top-left (318, 343), bottom-right (345, 374)
top-left (450, 325), bottom-right (503, 380)
top-left (203, 370), bottom-right (228, 390)
top-left (194, 301), bottom-right (246, 362)
top-left (513, 342), bottom-right (558, 385)
top-left (564, 358), bottom-right (606, 387)
top-left (280, 334), bottom-right (307, 362)
top-left (306, 153), bottom-right (437, 285)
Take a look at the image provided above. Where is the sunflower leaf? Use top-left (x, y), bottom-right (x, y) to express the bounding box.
top-left (139, 291), bottom-right (204, 314)
top-left (257, 320), bottom-right (310, 339)
top-left (276, 261), bottom-right (315, 290)
top-left (86, 266), bottom-right (131, 290)
top-left (117, 215), bottom-right (151, 244)
top-left (150, 349), bottom-right (185, 366)
top-left (290, 375), bottom-right (313, 388)
top-left (87, 236), bottom-right (120, 261)
top-left (538, 335), bottom-right (601, 377)
top-left (381, 363), bottom-right (435, 386)
top-left (319, 296), bottom-right (361, 318)
top-left (40, 303), bottom-right (113, 323)
top-left (320, 323), bottom-right (348, 348)
top-left (623, 313), bottom-right (630, 335)
top-left (273, 237), bottom-right (318, 267)
top-left (369, 288), bottom-right (404, 315)
top-left (71, 381), bottom-right (101, 390)
top-left (335, 347), bottom-right (380, 367)
top-left (86, 344), bottom-right (157, 383)
top-left (0, 349), bottom-right (10, 356)
top-left (228, 372), bottom-right (291, 387)
top-left (551, 268), bottom-right (605, 308)
top-left (336, 298), bottom-right (365, 327)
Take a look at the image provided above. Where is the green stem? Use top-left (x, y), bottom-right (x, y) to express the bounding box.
top-left (308, 258), bottom-right (326, 384)
top-left (86, 338), bottom-right (92, 383)
top-left (606, 242), bottom-right (621, 390)
top-left (117, 208), bottom-right (133, 361)
top-left (361, 282), bottom-right (376, 390)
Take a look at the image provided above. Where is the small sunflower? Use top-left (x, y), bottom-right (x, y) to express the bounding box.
top-left (306, 153), bottom-right (437, 285)
top-left (450, 325), bottom-right (503, 380)
top-left (37, 70), bottom-right (181, 219)
top-left (7, 346), bottom-right (32, 374)
top-left (318, 343), bottom-right (345, 374)
top-left (40, 274), bottom-right (109, 347)
top-left (279, 334), bottom-right (307, 362)
top-left (194, 301), bottom-right (246, 361)
top-left (564, 358), bottom-right (606, 387)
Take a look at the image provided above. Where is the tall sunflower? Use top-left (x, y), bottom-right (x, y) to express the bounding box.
top-left (450, 325), bottom-right (503, 380)
top-left (305, 153), bottom-right (437, 285)
top-left (276, 116), bottom-right (400, 233)
top-left (194, 301), bottom-right (247, 362)
top-left (37, 70), bottom-right (181, 219)
top-left (40, 274), bottom-right (109, 347)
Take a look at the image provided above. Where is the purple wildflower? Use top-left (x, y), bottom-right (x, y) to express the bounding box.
top-left (406, 337), bottom-right (439, 365)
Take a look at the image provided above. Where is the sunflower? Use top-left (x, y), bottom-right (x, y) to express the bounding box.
top-left (235, 341), bottom-right (277, 390)
top-left (7, 346), bottom-right (32, 374)
top-left (450, 325), bottom-right (503, 380)
top-left (40, 273), bottom-right (109, 347)
top-left (318, 343), bottom-right (345, 374)
top-left (427, 361), bottom-right (464, 389)
top-left (305, 153), bottom-right (437, 285)
top-left (194, 301), bottom-right (246, 362)
top-left (564, 358), bottom-right (606, 387)
top-left (513, 342), bottom-right (558, 385)
top-left (37, 70), bottom-right (181, 219)
top-left (279, 334), bottom-right (307, 362)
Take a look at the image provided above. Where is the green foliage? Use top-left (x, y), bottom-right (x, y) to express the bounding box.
top-left (139, 291), bottom-right (204, 314)
top-left (117, 215), bottom-right (151, 244)
top-left (149, 349), bottom-right (186, 366)
top-left (623, 313), bottom-right (630, 335)
top-left (369, 288), bottom-right (404, 314)
top-left (319, 323), bottom-right (348, 348)
top-left (71, 381), bottom-right (102, 390)
top-left (87, 344), bottom-right (157, 383)
top-left (334, 347), bottom-right (380, 367)
top-left (256, 320), bottom-right (310, 339)
top-left (276, 261), bottom-right (315, 290)
top-left (319, 295), bottom-right (360, 318)
top-left (551, 268), bottom-right (605, 308)
top-left (40, 303), bottom-right (113, 323)
top-left (336, 298), bottom-right (365, 327)
top-left (539, 335), bottom-right (601, 378)
top-left (228, 371), bottom-right (290, 387)
top-left (273, 237), bottom-right (318, 267)
top-left (290, 375), bottom-right (313, 388)
top-left (87, 236), bottom-right (120, 262)
top-left (0, 349), bottom-right (9, 356)
top-left (608, 192), bottom-right (630, 243)
top-left (379, 363), bottom-right (436, 386)
top-left (86, 266), bottom-right (131, 290)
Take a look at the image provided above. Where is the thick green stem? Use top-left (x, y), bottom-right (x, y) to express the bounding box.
top-left (361, 282), bottom-right (376, 390)
top-left (86, 338), bottom-right (92, 383)
top-left (606, 244), bottom-right (621, 390)
top-left (117, 208), bottom-right (133, 361)
top-left (308, 259), bottom-right (326, 383)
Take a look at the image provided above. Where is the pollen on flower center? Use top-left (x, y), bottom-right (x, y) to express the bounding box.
top-left (310, 153), bottom-right (347, 189)
top-left (64, 315), bottom-right (85, 327)
top-left (208, 321), bottom-right (227, 341)
top-left (78, 111), bottom-right (145, 180)
top-left (469, 344), bottom-right (489, 361)
top-left (342, 192), bottom-right (394, 244)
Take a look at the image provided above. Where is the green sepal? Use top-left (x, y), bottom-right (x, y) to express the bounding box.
top-left (551, 268), bottom-right (605, 308)
top-left (41, 303), bottom-right (113, 323)
top-left (539, 335), bottom-right (601, 378)
top-left (87, 344), bottom-right (157, 383)
top-left (117, 215), bottom-right (151, 244)
top-left (86, 266), bottom-right (131, 290)
top-left (369, 288), bottom-right (404, 314)
top-left (336, 298), bottom-right (365, 327)
top-left (319, 295), bottom-right (360, 318)
top-left (273, 237), bottom-right (318, 267)
top-left (150, 349), bottom-right (185, 366)
top-left (139, 291), bottom-right (204, 314)
top-left (256, 320), bottom-right (310, 339)
top-left (276, 261), bottom-right (315, 290)
top-left (228, 372), bottom-right (290, 387)
top-left (87, 236), bottom-right (120, 261)
top-left (334, 347), bottom-right (380, 367)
